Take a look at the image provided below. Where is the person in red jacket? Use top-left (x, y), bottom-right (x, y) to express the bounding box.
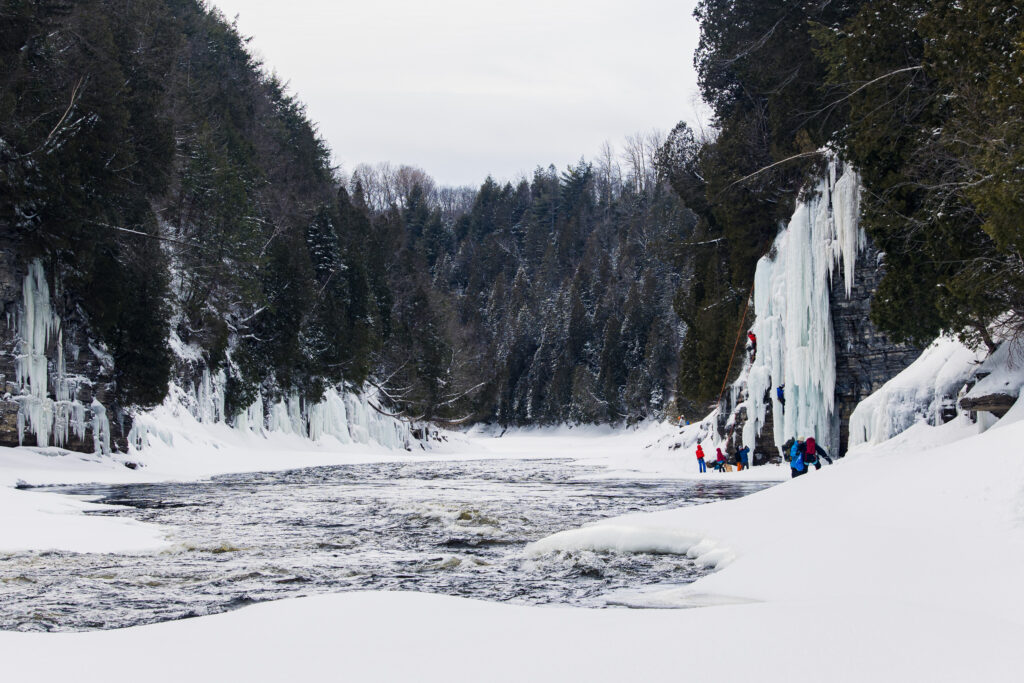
top-left (747, 331), bottom-right (757, 362)
top-left (716, 447), bottom-right (727, 472)
top-left (696, 442), bottom-right (706, 473)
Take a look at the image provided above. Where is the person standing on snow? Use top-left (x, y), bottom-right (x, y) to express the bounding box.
top-left (804, 436), bottom-right (832, 469)
top-left (716, 447), bottom-right (727, 472)
top-left (789, 438), bottom-right (807, 478)
top-left (696, 442), bottom-right (707, 473)
top-left (736, 445), bottom-right (750, 471)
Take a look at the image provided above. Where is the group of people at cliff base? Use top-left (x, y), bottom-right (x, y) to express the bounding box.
top-left (694, 437), bottom-right (831, 477)
top-left (784, 436), bottom-right (832, 478)
top-left (694, 443), bottom-right (750, 473)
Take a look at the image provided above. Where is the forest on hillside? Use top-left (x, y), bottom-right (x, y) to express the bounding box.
top-left (2, 0), bottom-right (1022, 429)
top-left (0, 0), bottom-right (689, 427)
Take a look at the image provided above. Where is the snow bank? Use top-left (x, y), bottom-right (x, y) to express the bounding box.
top-left (849, 337), bottom-right (984, 446)
top-left (1, 582), bottom-right (1021, 682)
top-left (526, 524), bottom-right (704, 557)
top-left (530, 410), bottom-right (1024, 636)
top-left (964, 340), bottom-right (1024, 402)
top-left (0, 484), bottom-right (167, 553)
top-left (740, 160), bottom-right (864, 457)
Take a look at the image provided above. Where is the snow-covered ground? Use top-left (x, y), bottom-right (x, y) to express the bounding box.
top-left (4, 392), bottom-right (1024, 679)
top-left (3, 588), bottom-right (1019, 683)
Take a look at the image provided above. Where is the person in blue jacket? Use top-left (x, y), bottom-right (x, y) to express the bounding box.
top-left (789, 438), bottom-right (807, 478)
top-left (776, 385), bottom-right (785, 411)
top-left (736, 445), bottom-right (750, 471)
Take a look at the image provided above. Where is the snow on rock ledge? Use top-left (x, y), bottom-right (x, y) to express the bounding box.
top-left (960, 341), bottom-right (1024, 418)
top-left (849, 337), bottom-right (984, 447)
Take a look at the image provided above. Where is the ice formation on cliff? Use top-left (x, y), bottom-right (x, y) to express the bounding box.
top-left (739, 161), bottom-right (865, 456)
top-left (12, 259), bottom-right (408, 454)
top-left (128, 368), bottom-right (410, 452)
top-left (13, 259), bottom-right (99, 451)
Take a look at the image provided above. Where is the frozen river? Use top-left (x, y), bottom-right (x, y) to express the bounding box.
top-left (1, 458), bottom-right (771, 631)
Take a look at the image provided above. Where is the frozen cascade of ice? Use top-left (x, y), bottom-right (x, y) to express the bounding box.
top-left (307, 389), bottom-right (351, 444)
top-left (13, 259), bottom-right (95, 450)
top-left (91, 398), bottom-right (111, 455)
top-left (196, 368), bottom-right (226, 423)
top-left (739, 160), bottom-right (864, 456)
top-left (16, 259), bottom-right (59, 447)
top-left (130, 373), bottom-right (410, 452)
top-left (232, 393), bottom-right (265, 435)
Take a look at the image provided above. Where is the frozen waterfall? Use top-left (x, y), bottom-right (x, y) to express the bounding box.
top-left (128, 367), bottom-right (411, 452)
top-left (13, 259), bottom-right (101, 452)
top-left (739, 160), bottom-right (865, 457)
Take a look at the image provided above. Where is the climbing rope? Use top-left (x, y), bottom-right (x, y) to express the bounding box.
top-left (716, 280), bottom-right (757, 410)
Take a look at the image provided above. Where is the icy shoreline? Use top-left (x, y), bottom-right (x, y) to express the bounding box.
top-left (0, 422), bottom-right (783, 554)
top-left (4, 414), bottom-right (1023, 680)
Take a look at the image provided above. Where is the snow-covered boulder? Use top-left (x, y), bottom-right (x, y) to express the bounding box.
top-left (960, 341), bottom-right (1024, 418)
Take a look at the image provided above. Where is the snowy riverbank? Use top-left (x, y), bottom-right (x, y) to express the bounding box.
top-left (0, 420), bottom-right (782, 554)
top-left (4, 411), bottom-right (1023, 680)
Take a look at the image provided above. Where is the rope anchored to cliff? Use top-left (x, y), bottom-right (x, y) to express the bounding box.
top-left (716, 280), bottom-right (757, 410)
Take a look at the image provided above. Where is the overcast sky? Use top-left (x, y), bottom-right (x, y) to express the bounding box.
top-left (210, 0), bottom-right (704, 187)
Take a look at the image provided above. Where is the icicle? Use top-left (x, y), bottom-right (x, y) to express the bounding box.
top-left (196, 368), bottom-right (227, 423)
top-left (15, 259), bottom-right (61, 447)
top-left (307, 388), bottom-right (352, 443)
top-left (268, 398), bottom-right (293, 434)
top-left (91, 398), bottom-right (111, 455)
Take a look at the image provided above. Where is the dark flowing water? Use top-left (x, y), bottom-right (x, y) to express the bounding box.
top-left (0, 458), bottom-right (771, 631)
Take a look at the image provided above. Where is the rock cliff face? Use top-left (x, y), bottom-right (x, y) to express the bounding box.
top-left (829, 242), bottom-right (921, 455)
top-left (0, 251), bottom-right (130, 453)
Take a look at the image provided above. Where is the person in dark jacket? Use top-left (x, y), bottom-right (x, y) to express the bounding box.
top-left (804, 436), bottom-right (832, 469)
top-left (776, 385), bottom-right (785, 411)
top-left (736, 446), bottom-right (750, 471)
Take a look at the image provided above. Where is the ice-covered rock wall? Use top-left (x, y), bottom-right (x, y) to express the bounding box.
top-left (2, 258), bottom-right (113, 453)
top-left (128, 367), bottom-right (411, 452)
top-left (727, 158), bottom-right (921, 459)
top-left (738, 162), bottom-right (864, 457)
top-left (0, 256), bottom-right (410, 454)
